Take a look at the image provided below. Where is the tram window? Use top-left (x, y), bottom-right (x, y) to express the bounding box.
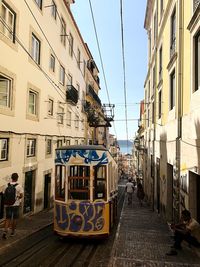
top-left (94, 166), bottom-right (106, 200)
top-left (68, 166), bottom-right (90, 200)
top-left (55, 165), bottom-right (66, 201)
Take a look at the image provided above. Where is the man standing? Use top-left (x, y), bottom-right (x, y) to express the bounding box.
top-left (2, 173), bottom-right (23, 239)
top-left (125, 178), bottom-right (135, 205)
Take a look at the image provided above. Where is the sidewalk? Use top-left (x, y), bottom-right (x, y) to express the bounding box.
top-left (0, 208), bottom-right (53, 254)
top-left (109, 190), bottom-right (200, 266)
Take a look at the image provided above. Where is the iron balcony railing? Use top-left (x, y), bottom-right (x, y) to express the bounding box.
top-left (194, 0), bottom-right (200, 12)
top-left (87, 84), bottom-right (101, 106)
top-left (66, 85), bottom-right (78, 105)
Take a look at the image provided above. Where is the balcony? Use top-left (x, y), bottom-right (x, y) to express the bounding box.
top-left (87, 84), bottom-right (101, 106)
top-left (66, 85), bottom-right (78, 105)
top-left (194, 0), bottom-right (200, 12)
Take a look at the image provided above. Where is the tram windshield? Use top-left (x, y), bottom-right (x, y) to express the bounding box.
top-left (68, 166), bottom-right (90, 200)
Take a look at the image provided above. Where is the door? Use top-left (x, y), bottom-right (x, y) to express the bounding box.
top-left (156, 158), bottom-right (160, 213)
top-left (44, 173), bottom-right (51, 209)
top-left (189, 171), bottom-right (200, 223)
top-left (167, 163), bottom-right (173, 221)
top-left (24, 170), bottom-right (35, 214)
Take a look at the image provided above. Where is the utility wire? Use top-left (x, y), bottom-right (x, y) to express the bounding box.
top-left (88, 0), bottom-right (119, 141)
top-left (120, 0), bottom-right (129, 152)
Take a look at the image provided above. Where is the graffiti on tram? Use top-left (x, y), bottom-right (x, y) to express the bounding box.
top-left (55, 149), bottom-right (108, 165)
top-left (55, 201), bottom-right (106, 232)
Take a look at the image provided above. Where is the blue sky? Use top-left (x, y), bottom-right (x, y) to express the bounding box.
top-left (71, 1), bottom-right (147, 141)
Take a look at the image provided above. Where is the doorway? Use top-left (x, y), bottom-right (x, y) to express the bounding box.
top-left (44, 173), bottom-right (51, 209)
top-left (189, 171), bottom-right (200, 223)
top-left (24, 170), bottom-right (35, 214)
top-left (156, 158), bottom-right (160, 213)
top-left (167, 163), bottom-right (173, 221)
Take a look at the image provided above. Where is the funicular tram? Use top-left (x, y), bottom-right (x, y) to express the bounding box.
top-left (54, 145), bottom-right (118, 238)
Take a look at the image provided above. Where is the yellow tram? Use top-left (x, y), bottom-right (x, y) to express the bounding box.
top-left (54, 145), bottom-right (118, 238)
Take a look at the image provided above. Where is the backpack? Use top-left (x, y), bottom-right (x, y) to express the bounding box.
top-left (4, 183), bottom-right (18, 206)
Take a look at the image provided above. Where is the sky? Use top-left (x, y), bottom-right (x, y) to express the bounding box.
top-left (71, 1), bottom-right (148, 141)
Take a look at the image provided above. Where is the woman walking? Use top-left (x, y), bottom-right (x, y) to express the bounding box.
top-left (136, 183), bottom-right (145, 206)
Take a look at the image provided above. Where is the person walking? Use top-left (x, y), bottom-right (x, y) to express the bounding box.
top-left (136, 182), bottom-right (145, 206)
top-left (125, 178), bottom-right (135, 205)
top-left (2, 172), bottom-right (23, 239)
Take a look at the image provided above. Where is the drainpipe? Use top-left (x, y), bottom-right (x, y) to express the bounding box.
top-left (175, 0), bottom-right (183, 222)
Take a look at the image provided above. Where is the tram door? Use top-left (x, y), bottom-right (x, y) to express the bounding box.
top-left (24, 170), bottom-right (35, 214)
top-left (44, 173), bottom-right (51, 209)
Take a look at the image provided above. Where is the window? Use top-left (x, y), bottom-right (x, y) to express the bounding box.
top-left (69, 33), bottom-right (74, 57)
top-left (28, 90), bottom-right (38, 115)
top-left (194, 31), bottom-right (200, 92)
top-left (159, 46), bottom-right (162, 81)
top-left (59, 65), bottom-right (65, 85)
top-left (147, 109), bottom-right (150, 127)
top-left (48, 99), bottom-right (53, 116)
top-left (77, 48), bottom-right (81, 69)
top-left (169, 69), bottom-right (175, 110)
top-left (160, 0), bottom-right (164, 18)
top-left (60, 18), bottom-right (66, 46)
top-left (158, 90), bottom-right (162, 119)
top-left (0, 75), bottom-right (11, 108)
top-left (1, 1), bottom-right (16, 42)
top-left (68, 166), bottom-right (90, 200)
top-left (148, 80), bottom-right (150, 101)
top-left (31, 33), bottom-right (41, 64)
top-left (152, 101), bottom-right (154, 124)
top-left (153, 14), bottom-right (156, 44)
top-left (50, 54), bottom-right (55, 72)
top-left (57, 139), bottom-right (62, 148)
top-left (153, 66), bottom-right (156, 89)
top-left (76, 84), bottom-right (80, 99)
top-left (67, 74), bottom-right (72, 87)
top-left (57, 106), bottom-right (64, 124)
top-left (74, 140), bottom-right (78, 145)
top-left (35, 0), bottom-right (42, 9)
top-left (170, 9), bottom-right (176, 57)
top-left (94, 166), bottom-right (106, 200)
top-left (27, 138), bottom-right (36, 157)
top-left (75, 115), bottom-right (79, 129)
top-left (51, 1), bottom-right (57, 19)
top-left (83, 60), bottom-right (86, 77)
top-left (55, 165), bottom-right (65, 201)
top-left (66, 140), bottom-right (70, 146)
top-left (66, 110), bottom-right (71, 126)
top-left (46, 139), bottom-right (52, 155)
top-left (0, 138), bottom-right (9, 161)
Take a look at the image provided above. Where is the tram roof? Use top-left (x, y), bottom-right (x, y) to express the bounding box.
top-left (56, 145), bottom-right (108, 151)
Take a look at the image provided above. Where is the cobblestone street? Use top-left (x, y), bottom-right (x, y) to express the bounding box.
top-left (109, 186), bottom-right (200, 267)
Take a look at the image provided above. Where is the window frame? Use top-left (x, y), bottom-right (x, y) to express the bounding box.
top-left (57, 106), bottom-right (64, 124)
top-left (50, 54), bottom-right (55, 72)
top-left (169, 69), bottom-right (175, 110)
top-left (158, 89), bottom-right (162, 119)
top-left (0, 74), bottom-right (12, 108)
top-left (194, 30), bottom-right (200, 92)
top-left (69, 33), bottom-right (74, 57)
top-left (27, 138), bottom-right (36, 157)
top-left (28, 90), bottom-right (38, 115)
top-left (59, 65), bottom-right (65, 85)
top-left (1, 1), bottom-right (16, 42)
top-left (46, 139), bottom-right (52, 155)
top-left (31, 33), bottom-right (41, 64)
top-left (0, 138), bottom-right (9, 161)
top-left (34, 0), bottom-right (42, 10)
top-left (60, 18), bottom-right (66, 46)
top-left (66, 110), bottom-right (71, 126)
top-left (51, 0), bottom-right (57, 20)
top-left (170, 8), bottom-right (176, 57)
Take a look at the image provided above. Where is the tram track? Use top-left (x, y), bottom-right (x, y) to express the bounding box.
top-left (0, 183), bottom-right (126, 267)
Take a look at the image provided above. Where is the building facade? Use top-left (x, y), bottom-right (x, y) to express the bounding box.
top-left (0, 0), bottom-right (105, 218)
top-left (143, 0), bottom-right (200, 222)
